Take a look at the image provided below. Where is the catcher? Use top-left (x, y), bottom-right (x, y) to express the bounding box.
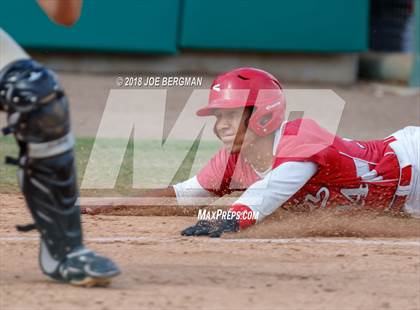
top-left (84, 67), bottom-right (419, 237)
top-left (0, 0), bottom-right (120, 286)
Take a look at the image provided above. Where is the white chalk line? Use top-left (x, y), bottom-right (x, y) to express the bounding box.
top-left (0, 236), bottom-right (419, 246)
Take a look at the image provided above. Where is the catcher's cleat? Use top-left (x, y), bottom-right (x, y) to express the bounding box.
top-left (41, 243), bottom-right (120, 287)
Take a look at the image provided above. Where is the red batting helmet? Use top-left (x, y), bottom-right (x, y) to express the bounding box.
top-left (197, 67), bottom-right (285, 136)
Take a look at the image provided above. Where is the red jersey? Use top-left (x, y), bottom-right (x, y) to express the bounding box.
top-left (195, 119), bottom-right (405, 210)
top-left (274, 119), bottom-right (401, 209)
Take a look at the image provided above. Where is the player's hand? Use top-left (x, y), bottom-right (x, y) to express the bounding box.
top-left (181, 219), bottom-right (239, 238)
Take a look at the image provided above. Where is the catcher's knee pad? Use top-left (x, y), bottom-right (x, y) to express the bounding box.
top-left (0, 59), bottom-right (82, 263)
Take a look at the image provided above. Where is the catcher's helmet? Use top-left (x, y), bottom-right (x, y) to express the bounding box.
top-left (197, 67), bottom-right (285, 136)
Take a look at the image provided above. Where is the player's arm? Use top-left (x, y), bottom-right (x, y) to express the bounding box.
top-left (172, 176), bottom-right (216, 204)
top-left (37, 0), bottom-right (83, 26)
top-left (82, 149), bottom-right (226, 214)
top-left (181, 161), bottom-right (318, 237)
top-left (81, 186), bottom-right (176, 215)
top-left (81, 178), bottom-right (216, 215)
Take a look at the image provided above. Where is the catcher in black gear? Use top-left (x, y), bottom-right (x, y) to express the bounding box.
top-left (0, 0), bottom-right (120, 287)
top-left (0, 61), bottom-right (120, 287)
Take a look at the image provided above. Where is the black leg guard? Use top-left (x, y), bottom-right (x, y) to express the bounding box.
top-left (23, 150), bottom-right (81, 258)
top-left (1, 60), bottom-right (119, 285)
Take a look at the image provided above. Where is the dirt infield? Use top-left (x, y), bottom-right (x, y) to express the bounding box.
top-left (1, 194), bottom-right (419, 310)
top-left (1, 72), bottom-right (419, 309)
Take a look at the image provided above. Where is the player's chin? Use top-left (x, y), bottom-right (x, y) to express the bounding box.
top-left (225, 142), bottom-right (243, 153)
top-left (220, 136), bottom-right (234, 145)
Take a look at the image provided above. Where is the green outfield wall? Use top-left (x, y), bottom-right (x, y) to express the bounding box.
top-left (180, 0), bottom-right (369, 52)
top-left (0, 0), bottom-right (369, 53)
top-left (0, 0), bottom-right (181, 53)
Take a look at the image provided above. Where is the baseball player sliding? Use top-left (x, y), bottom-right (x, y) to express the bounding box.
top-left (179, 67), bottom-right (419, 237)
top-left (0, 0), bottom-right (119, 286)
top-left (85, 67), bottom-right (419, 237)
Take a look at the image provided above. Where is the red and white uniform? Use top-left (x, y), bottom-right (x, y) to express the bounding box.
top-left (174, 119), bottom-right (420, 223)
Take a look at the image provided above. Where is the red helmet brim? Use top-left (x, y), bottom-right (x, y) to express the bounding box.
top-left (196, 99), bottom-right (254, 117)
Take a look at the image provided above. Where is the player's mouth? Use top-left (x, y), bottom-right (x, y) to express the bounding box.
top-left (219, 133), bottom-right (236, 144)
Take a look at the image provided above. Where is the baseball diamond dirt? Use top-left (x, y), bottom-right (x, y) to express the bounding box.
top-left (0, 72), bottom-right (419, 310)
top-left (1, 194), bottom-right (419, 310)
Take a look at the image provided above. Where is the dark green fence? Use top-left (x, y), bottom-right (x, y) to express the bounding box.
top-left (180, 0), bottom-right (369, 52)
top-left (0, 0), bottom-right (369, 53)
top-left (0, 0), bottom-right (181, 53)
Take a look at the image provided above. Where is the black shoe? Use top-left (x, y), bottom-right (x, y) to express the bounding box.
top-left (40, 242), bottom-right (120, 287)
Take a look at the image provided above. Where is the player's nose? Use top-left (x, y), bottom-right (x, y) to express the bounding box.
top-left (214, 118), bottom-right (227, 132)
top-left (215, 117), bottom-right (231, 132)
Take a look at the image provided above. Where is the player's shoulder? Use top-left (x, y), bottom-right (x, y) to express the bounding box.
top-left (274, 118), bottom-right (336, 161)
top-left (281, 118), bottom-right (335, 144)
top-left (282, 118), bottom-right (328, 136)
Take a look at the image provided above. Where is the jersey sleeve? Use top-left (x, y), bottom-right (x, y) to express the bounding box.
top-left (233, 161), bottom-right (318, 222)
top-left (172, 176), bottom-right (216, 205)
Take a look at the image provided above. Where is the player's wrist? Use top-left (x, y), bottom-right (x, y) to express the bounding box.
top-left (229, 204), bottom-right (257, 229)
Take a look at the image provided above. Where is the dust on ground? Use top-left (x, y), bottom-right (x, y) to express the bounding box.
top-left (1, 194), bottom-right (419, 310)
top-left (81, 201), bottom-right (420, 239)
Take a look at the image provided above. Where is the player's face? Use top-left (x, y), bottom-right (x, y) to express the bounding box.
top-left (213, 108), bottom-right (251, 152)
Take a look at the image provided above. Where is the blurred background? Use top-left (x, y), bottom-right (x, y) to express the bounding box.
top-left (1, 0), bottom-right (418, 86)
top-left (0, 0), bottom-right (419, 146)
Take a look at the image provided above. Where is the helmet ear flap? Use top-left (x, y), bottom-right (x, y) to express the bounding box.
top-left (258, 112), bottom-right (273, 126)
top-left (248, 103), bottom-right (285, 136)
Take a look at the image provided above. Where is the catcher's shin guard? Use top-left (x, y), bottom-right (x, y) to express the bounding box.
top-left (0, 60), bottom-right (119, 285)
